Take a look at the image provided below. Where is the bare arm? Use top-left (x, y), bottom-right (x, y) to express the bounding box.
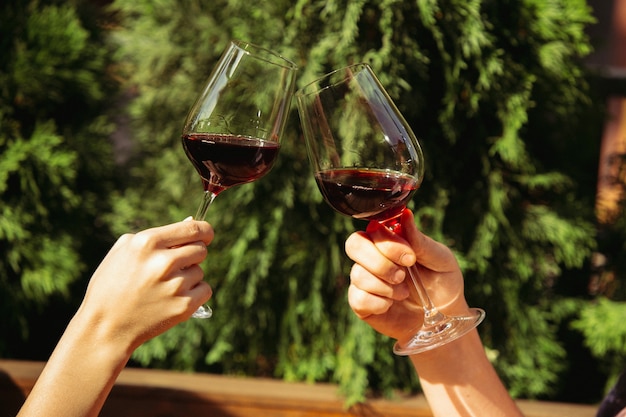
top-left (410, 331), bottom-right (522, 417)
top-left (345, 209), bottom-right (523, 417)
top-left (17, 219), bottom-right (214, 417)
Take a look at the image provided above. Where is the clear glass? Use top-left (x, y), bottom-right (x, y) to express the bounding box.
top-left (182, 40), bottom-right (297, 318)
top-left (296, 63), bottom-right (485, 354)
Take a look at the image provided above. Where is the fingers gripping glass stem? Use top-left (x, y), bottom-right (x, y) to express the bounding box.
top-left (380, 216), bottom-right (485, 354)
top-left (393, 261), bottom-right (485, 355)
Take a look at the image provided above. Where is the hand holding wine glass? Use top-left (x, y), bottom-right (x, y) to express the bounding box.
top-left (181, 40), bottom-right (297, 318)
top-left (296, 63), bottom-right (485, 354)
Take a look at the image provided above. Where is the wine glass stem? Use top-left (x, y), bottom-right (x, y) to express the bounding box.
top-left (189, 190), bottom-right (218, 319)
top-left (406, 264), bottom-right (445, 327)
top-left (195, 191), bottom-right (217, 221)
top-left (380, 216), bottom-right (446, 327)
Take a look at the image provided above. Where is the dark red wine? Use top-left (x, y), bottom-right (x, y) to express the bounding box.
top-left (315, 168), bottom-right (419, 221)
top-left (182, 133), bottom-right (280, 195)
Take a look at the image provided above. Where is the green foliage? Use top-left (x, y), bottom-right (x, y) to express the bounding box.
top-left (2, 0), bottom-right (615, 407)
top-left (104, 0), bottom-right (610, 404)
top-left (1, 122), bottom-right (80, 293)
top-left (573, 298), bottom-right (626, 358)
top-left (572, 296), bottom-right (626, 395)
top-left (0, 0), bottom-right (118, 357)
top-left (13, 5), bottom-right (103, 106)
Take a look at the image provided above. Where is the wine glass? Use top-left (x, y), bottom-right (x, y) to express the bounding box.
top-left (296, 63), bottom-right (485, 354)
top-left (181, 40), bottom-right (297, 318)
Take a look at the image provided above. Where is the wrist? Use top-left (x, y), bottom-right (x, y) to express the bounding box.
top-left (408, 329), bottom-right (487, 381)
top-left (18, 307), bottom-right (135, 417)
top-left (66, 304), bottom-right (135, 365)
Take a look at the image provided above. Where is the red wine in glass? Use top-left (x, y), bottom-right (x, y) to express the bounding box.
top-left (315, 168), bottom-right (419, 222)
top-left (182, 133), bottom-right (281, 196)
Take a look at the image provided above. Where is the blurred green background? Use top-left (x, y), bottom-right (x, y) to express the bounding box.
top-left (2, 0), bottom-right (625, 407)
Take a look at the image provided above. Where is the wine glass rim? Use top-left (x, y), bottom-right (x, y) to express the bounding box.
top-left (296, 63), bottom-right (372, 97)
top-left (230, 40), bottom-right (298, 70)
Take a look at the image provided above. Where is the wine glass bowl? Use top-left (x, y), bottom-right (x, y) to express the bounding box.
top-left (181, 40), bottom-right (297, 318)
top-left (297, 63), bottom-right (485, 354)
top-left (183, 40), bottom-right (297, 207)
top-left (298, 64), bottom-right (424, 223)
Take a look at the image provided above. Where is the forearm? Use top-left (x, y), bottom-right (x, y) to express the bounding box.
top-left (410, 330), bottom-right (523, 417)
top-left (17, 309), bottom-right (133, 417)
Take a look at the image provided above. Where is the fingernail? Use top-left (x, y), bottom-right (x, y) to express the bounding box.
top-left (399, 253), bottom-right (415, 267)
top-left (397, 282), bottom-right (410, 299)
top-left (183, 216), bottom-right (193, 221)
top-left (393, 269), bottom-right (406, 284)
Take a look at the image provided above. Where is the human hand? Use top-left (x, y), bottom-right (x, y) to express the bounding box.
top-left (345, 209), bottom-right (469, 343)
top-left (75, 219), bottom-right (214, 351)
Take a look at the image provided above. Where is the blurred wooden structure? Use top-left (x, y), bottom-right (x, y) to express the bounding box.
top-left (594, 0), bottom-right (626, 226)
top-left (0, 359), bottom-right (598, 417)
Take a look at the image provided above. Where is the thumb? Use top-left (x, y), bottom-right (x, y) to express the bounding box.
top-left (401, 209), bottom-right (459, 273)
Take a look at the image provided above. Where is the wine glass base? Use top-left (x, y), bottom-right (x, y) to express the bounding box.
top-left (192, 305), bottom-right (213, 319)
top-left (393, 308), bottom-right (486, 355)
